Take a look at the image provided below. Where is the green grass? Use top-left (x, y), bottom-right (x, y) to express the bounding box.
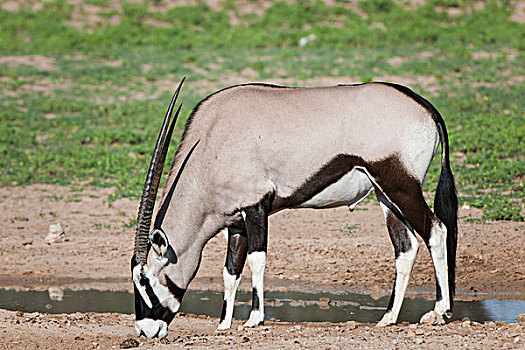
top-left (0, 0), bottom-right (523, 221)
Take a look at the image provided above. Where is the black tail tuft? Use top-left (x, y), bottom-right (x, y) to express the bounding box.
top-left (434, 124), bottom-right (458, 308)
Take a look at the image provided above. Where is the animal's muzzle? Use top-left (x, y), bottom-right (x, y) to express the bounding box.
top-left (132, 256), bottom-right (177, 338)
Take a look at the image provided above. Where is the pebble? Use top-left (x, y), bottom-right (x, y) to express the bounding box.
top-left (45, 223), bottom-right (68, 244)
top-left (48, 287), bottom-right (64, 301)
top-left (517, 314), bottom-right (525, 323)
top-left (119, 338), bottom-right (139, 349)
top-left (414, 338), bottom-right (425, 344)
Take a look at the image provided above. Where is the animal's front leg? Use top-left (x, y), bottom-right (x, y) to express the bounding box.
top-left (241, 200), bottom-right (269, 328)
top-left (244, 251), bottom-right (266, 327)
top-left (217, 225), bottom-right (248, 330)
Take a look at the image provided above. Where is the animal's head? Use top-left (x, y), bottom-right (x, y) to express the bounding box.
top-left (131, 79), bottom-right (188, 338)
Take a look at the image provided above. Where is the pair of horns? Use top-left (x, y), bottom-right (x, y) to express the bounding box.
top-left (134, 78), bottom-right (185, 265)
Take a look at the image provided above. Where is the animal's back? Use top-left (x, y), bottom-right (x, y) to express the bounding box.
top-left (183, 83), bottom-right (439, 210)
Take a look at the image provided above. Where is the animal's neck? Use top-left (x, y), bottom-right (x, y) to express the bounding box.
top-left (158, 167), bottom-right (227, 290)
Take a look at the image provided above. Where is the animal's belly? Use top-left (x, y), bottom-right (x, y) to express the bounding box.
top-left (297, 169), bottom-right (373, 209)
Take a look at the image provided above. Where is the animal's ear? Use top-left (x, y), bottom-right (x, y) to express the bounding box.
top-left (150, 229), bottom-right (169, 257)
top-left (149, 229), bottom-right (177, 264)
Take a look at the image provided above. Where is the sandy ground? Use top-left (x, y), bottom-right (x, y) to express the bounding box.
top-left (1, 309), bottom-right (523, 350)
top-left (0, 184), bottom-right (524, 349)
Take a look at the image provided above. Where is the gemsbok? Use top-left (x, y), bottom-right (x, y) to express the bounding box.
top-left (131, 78), bottom-right (457, 338)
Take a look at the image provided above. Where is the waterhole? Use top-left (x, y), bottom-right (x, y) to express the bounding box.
top-left (1, 288), bottom-right (523, 323)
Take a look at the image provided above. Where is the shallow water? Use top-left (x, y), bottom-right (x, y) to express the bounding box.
top-left (1, 288), bottom-right (523, 323)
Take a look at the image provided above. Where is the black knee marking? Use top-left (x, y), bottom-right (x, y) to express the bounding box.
top-left (225, 222), bottom-right (248, 278)
top-left (243, 193), bottom-right (272, 254)
top-left (386, 212), bottom-right (412, 258)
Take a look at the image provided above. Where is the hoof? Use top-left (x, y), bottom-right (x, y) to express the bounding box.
top-left (420, 310), bottom-right (445, 325)
top-left (376, 319), bottom-right (395, 327)
top-left (216, 323), bottom-right (230, 331)
top-left (376, 312), bottom-right (396, 327)
top-left (243, 310), bottom-right (264, 328)
top-left (242, 319), bottom-right (258, 328)
top-left (242, 318), bottom-right (264, 328)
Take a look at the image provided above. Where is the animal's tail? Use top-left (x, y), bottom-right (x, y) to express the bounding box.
top-left (434, 119), bottom-right (458, 308)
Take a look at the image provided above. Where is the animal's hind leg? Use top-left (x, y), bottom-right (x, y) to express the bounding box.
top-left (371, 171), bottom-right (451, 324)
top-left (217, 223), bottom-right (247, 330)
top-left (420, 218), bottom-right (451, 324)
top-left (376, 203), bottom-right (419, 327)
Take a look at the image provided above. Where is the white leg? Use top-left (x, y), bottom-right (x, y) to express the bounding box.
top-left (377, 241), bottom-right (419, 326)
top-left (421, 221), bottom-right (450, 324)
top-left (217, 267), bottom-right (241, 330)
top-left (243, 251), bottom-right (266, 328)
top-left (377, 203), bottom-right (420, 327)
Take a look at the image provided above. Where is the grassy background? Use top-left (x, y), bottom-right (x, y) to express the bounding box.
top-left (0, 0), bottom-right (523, 221)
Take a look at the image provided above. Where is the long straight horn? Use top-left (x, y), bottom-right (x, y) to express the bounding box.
top-left (134, 78), bottom-right (185, 265)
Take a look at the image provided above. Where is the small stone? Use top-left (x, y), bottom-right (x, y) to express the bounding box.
top-left (120, 338), bottom-right (139, 349)
top-left (517, 314), bottom-right (525, 323)
top-left (414, 338), bottom-right (425, 344)
top-left (48, 287), bottom-right (64, 301)
top-left (45, 223), bottom-right (68, 244)
top-left (15, 311), bottom-right (24, 317)
top-left (242, 336), bottom-right (250, 343)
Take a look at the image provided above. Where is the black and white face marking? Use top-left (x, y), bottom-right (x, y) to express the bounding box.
top-left (132, 229), bottom-right (186, 338)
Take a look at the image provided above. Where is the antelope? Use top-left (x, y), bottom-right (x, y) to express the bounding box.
top-left (131, 78), bottom-right (457, 338)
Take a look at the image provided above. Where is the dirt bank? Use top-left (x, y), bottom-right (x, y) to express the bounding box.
top-left (0, 184), bottom-right (523, 298)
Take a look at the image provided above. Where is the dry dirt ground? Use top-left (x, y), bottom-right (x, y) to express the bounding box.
top-left (0, 184), bottom-right (524, 349)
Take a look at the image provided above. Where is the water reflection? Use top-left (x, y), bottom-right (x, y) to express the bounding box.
top-left (0, 288), bottom-right (523, 324)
